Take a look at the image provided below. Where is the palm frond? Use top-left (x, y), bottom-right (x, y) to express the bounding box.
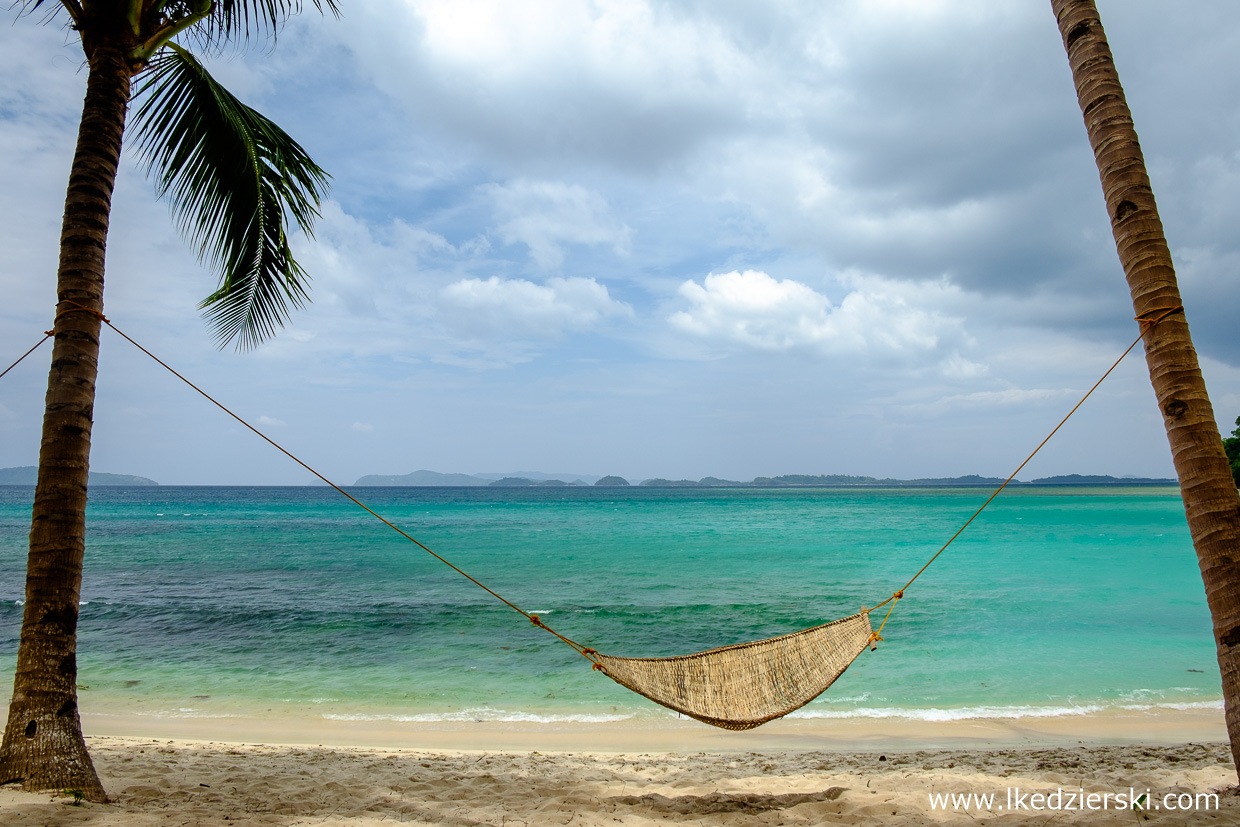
top-left (199, 0), bottom-right (341, 45)
top-left (132, 45), bottom-right (330, 349)
top-left (17, 0), bottom-right (74, 25)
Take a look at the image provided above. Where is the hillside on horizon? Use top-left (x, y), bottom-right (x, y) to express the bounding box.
top-left (354, 469), bottom-right (602, 487)
top-left (0, 466), bottom-right (1179, 488)
top-left (351, 469), bottom-right (1178, 488)
top-left (0, 466), bottom-right (158, 486)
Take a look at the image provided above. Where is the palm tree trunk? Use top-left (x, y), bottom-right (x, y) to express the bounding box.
top-left (0, 41), bottom-right (134, 803)
top-left (1051, 0), bottom-right (1240, 774)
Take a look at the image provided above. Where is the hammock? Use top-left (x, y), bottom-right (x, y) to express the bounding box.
top-left (590, 611), bottom-right (874, 730)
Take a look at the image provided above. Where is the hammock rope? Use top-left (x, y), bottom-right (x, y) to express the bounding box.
top-left (0, 329), bottom-right (52, 381)
top-left (868, 304), bottom-right (1184, 629)
top-left (0, 302), bottom-right (1183, 730)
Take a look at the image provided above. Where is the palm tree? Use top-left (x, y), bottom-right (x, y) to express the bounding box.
top-left (1051, 0), bottom-right (1240, 774)
top-left (0, 0), bottom-right (337, 800)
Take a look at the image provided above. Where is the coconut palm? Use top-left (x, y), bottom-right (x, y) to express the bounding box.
top-left (0, 0), bottom-right (337, 800)
top-left (1051, 0), bottom-right (1240, 774)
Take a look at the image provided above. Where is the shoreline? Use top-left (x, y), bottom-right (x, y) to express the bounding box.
top-left (79, 705), bottom-right (1227, 752)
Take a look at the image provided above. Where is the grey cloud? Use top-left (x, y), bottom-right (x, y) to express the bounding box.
top-left (338, 1), bottom-right (749, 176)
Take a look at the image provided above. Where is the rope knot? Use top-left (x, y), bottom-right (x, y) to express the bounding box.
top-left (1135, 305), bottom-right (1183, 331)
top-left (592, 663), bottom-right (604, 671)
top-left (56, 302), bottom-right (109, 325)
top-left (582, 648), bottom-right (598, 657)
top-left (529, 614), bottom-right (545, 627)
top-left (893, 590), bottom-right (903, 600)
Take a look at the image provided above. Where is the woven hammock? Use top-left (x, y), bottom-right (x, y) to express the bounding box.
top-left (591, 611), bottom-right (874, 730)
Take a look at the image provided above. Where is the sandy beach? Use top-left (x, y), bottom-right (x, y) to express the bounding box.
top-left (3, 709), bottom-right (1239, 825)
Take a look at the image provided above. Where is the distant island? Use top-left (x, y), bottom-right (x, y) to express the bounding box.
top-left (353, 470), bottom-right (492, 487)
top-left (354, 470), bottom-right (600, 487)
top-left (639, 473), bottom-right (1176, 487)
top-left (353, 470), bottom-right (1176, 488)
top-left (0, 465), bottom-right (1175, 489)
top-left (486, 477), bottom-right (588, 487)
top-left (0, 466), bottom-right (158, 486)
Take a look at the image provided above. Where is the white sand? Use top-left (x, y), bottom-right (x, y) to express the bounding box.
top-left (3, 710), bottom-right (1240, 825)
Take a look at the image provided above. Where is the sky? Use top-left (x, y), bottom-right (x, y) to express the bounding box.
top-left (1, 0), bottom-right (1238, 486)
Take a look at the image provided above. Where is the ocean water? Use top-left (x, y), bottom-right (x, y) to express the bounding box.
top-left (0, 485), bottom-right (1222, 725)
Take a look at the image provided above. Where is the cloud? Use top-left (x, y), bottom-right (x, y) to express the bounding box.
top-left (668, 269), bottom-right (963, 358)
top-left (264, 200), bottom-right (636, 367)
top-left (484, 180), bottom-right (631, 269)
top-left (342, 0), bottom-right (752, 173)
top-left (351, 422), bottom-right (375, 432)
top-left (320, 0), bottom-right (1238, 366)
top-left (257, 416), bottom-right (287, 427)
top-left (291, 200), bottom-right (458, 314)
top-left (937, 354), bottom-right (989, 380)
top-left (439, 275), bottom-right (632, 336)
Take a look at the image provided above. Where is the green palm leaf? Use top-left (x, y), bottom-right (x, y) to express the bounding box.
top-left (132, 44), bottom-right (330, 349)
top-left (141, 1), bottom-right (341, 49)
top-left (207, 0), bottom-right (340, 42)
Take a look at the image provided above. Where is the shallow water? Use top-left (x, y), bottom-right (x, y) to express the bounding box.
top-left (0, 484), bottom-right (1221, 724)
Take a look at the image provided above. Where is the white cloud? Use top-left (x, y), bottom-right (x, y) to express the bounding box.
top-left (938, 354), bottom-right (989, 380)
top-left (668, 269), bottom-right (962, 358)
top-left (257, 416), bottom-right (287, 427)
top-left (351, 422), bottom-right (375, 433)
top-left (484, 180), bottom-right (631, 269)
top-left (439, 275), bottom-right (631, 335)
top-left (292, 200), bottom-right (458, 313)
top-left (262, 199), bottom-right (637, 367)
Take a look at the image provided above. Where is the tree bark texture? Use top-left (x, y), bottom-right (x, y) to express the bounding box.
top-left (0, 42), bottom-right (134, 803)
top-left (1051, 0), bottom-right (1240, 774)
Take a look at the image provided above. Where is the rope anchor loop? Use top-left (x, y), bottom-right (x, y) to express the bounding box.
top-left (1135, 305), bottom-right (1183, 331)
top-left (55, 301), bottom-right (109, 325)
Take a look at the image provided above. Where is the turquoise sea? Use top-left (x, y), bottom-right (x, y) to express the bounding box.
top-left (0, 485), bottom-right (1222, 725)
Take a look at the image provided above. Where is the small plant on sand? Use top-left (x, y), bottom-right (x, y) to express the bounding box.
top-left (62, 789), bottom-right (85, 806)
